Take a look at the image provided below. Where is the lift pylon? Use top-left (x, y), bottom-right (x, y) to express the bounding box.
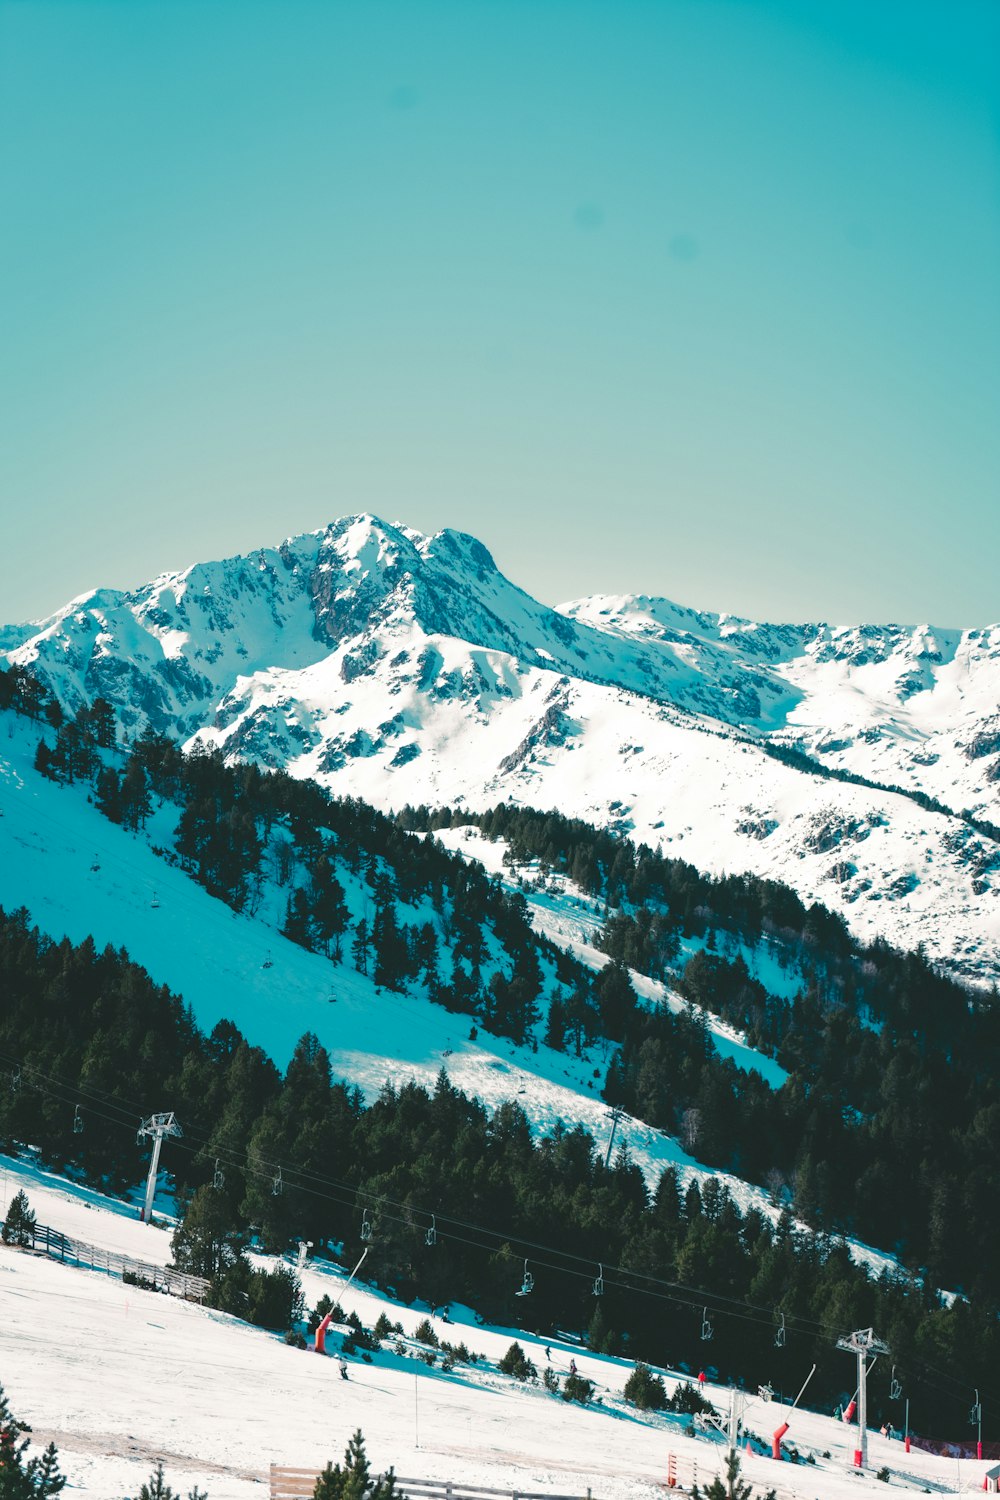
top-left (836, 1327), bottom-right (889, 1469)
top-left (136, 1112), bottom-right (182, 1223)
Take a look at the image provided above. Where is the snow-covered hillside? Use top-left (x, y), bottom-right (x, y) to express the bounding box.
top-left (0, 707), bottom-right (898, 1285)
top-left (4, 514), bottom-right (999, 985)
top-left (0, 1151), bottom-right (984, 1500)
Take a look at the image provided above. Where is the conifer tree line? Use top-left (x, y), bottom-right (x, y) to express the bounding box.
top-left (1, 907), bottom-right (998, 1437)
top-left (402, 803), bottom-right (1000, 1300)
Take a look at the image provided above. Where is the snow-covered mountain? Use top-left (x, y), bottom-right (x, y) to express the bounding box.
top-left (5, 514), bottom-right (1000, 985)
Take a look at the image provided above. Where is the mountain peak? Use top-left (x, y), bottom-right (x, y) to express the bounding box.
top-left (5, 514), bottom-right (1000, 987)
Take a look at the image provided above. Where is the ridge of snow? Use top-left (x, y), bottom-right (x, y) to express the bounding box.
top-left (4, 515), bottom-right (1000, 985)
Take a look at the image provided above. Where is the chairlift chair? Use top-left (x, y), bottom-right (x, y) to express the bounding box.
top-left (593, 1263), bottom-right (604, 1297)
top-left (213, 1159), bottom-right (225, 1190)
top-left (271, 1165), bottom-right (283, 1196)
top-left (515, 1259), bottom-right (534, 1297)
top-left (774, 1311), bottom-right (786, 1348)
top-left (150, 892), bottom-right (160, 910)
top-left (425, 1215), bottom-right (437, 1248)
top-left (90, 857), bottom-right (101, 873)
top-left (360, 1209), bottom-right (373, 1242)
top-left (10, 1066), bottom-right (20, 1093)
top-left (262, 951), bottom-right (274, 970)
top-left (701, 1306), bottom-right (714, 1341)
top-left (73, 1105), bottom-right (84, 1135)
top-left (890, 1366), bottom-right (902, 1401)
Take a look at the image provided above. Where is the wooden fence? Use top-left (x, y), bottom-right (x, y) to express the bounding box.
top-left (269, 1468), bottom-right (596, 1500)
top-left (19, 1219), bottom-right (209, 1302)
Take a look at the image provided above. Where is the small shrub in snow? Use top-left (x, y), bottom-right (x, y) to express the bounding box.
top-left (561, 1372), bottom-right (594, 1406)
top-left (667, 1380), bottom-right (715, 1416)
top-left (413, 1318), bottom-right (439, 1346)
top-left (498, 1342), bottom-right (536, 1382)
top-left (623, 1362), bottom-right (667, 1411)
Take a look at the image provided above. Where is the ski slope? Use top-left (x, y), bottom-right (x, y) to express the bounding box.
top-left (0, 707), bottom-right (901, 1282)
top-left (0, 1152), bottom-right (983, 1500)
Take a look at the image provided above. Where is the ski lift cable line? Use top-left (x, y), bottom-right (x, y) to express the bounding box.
top-left (2, 1045), bottom-right (988, 1381)
top-left (3, 1105), bottom-right (993, 1410)
top-left (0, 1046), bottom-right (922, 1345)
top-left (0, 1049), bottom-right (908, 1350)
top-left (0, 1094), bottom-right (893, 1355)
top-left (0, 1056), bottom-right (837, 1341)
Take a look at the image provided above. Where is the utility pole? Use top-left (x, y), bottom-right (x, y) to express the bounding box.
top-left (972, 1390), bottom-right (983, 1462)
top-left (705, 1384), bottom-right (744, 1476)
top-left (604, 1105), bottom-right (626, 1168)
top-left (137, 1112), bottom-right (182, 1223)
top-left (836, 1327), bottom-right (889, 1469)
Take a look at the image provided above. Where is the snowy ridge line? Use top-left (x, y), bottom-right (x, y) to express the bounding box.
top-left (747, 734), bottom-right (1000, 848)
top-left (7, 512), bottom-right (1000, 988)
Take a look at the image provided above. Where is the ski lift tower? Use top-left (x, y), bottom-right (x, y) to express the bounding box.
top-left (137, 1112), bottom-right (182, 1223)
top-left (836, 1327), bottom-right (889, 1469)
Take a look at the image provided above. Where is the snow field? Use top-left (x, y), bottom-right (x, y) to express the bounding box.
top-left (0, 1152), bottom-right (982, 1500)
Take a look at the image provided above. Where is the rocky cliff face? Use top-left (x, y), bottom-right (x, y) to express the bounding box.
top-left (5, 513), bottom-right (1000, 985)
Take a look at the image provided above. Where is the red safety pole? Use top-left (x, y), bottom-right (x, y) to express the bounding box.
top-left (314, 1308), bottom-right (335, 1355)
top-left (312, 1247), bottom-right (369, 1355)
top-left (772, 1365), bottom-right (816, 1461)
top-left (904, 1399), bottom-right (911, 1454)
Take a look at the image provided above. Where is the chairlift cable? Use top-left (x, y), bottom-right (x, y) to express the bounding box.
top-left (4, 1040), bottom-right (999, 1400)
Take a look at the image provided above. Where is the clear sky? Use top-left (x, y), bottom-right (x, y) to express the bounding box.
top-left (1, 0), bottom-right (998, 627)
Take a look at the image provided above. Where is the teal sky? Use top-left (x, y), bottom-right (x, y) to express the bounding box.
top-left (1, 0), bottom-right (998, 627)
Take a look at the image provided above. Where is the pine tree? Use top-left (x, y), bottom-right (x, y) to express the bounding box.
top-left (351, 919), bottom-right (370, 975)
top-left (171, 1183), bottom-right (246, 1279)
top-left (312, 1429), bottom-right (401, 1499)
top-left (120, 760), bottom-right (152, 832)
top-left (94, 766), bottom-right (124, 823)
top-left (692, 1452), bottom-right (775, 1500)
top-left (132, 1458), bottom-right (207, 1498)
top-left (0, 1381), bottom-right (66, 1497)
top-left (2, 1190), bottom-right (36, 1248)
top-left (310, 857), bottom-right (349, 957)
